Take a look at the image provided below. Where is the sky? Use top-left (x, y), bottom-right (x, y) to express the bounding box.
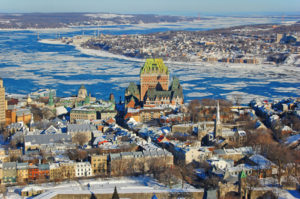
top-left (0, 0), bottom-right (299, 15)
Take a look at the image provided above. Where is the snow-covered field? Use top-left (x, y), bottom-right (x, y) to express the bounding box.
top-left (3, 176), bottom-right (202, 199)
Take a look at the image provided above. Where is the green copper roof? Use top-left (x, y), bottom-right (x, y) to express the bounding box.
top-left (240, 170), bottom-right (247, 179)
top-left (80, 84), bottom-right (86, 90)
top-left (140, 58), bottom-right (169, 75)
top-left (126, 82), bottom-right (140, 96)
top-left (48, 90), bottom-right (54, 106)
top-left (84, 95), bottom-right (90, 105)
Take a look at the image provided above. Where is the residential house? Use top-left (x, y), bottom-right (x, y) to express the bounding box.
top-left (168, 141), bottom-right (212, 164)
top-left (75, 162), bottom-right (93, 178)
top-left (28, 164), bottom-right (38, 181)
top-left (9, 148), bottom-right (22, 160)
top-left (236, 154), bottom-right (278, 178)
top-left (17, 162), bottom-right (28, 183)
top-left (49, 163), bottom-right (62, 181)
top-left (38, 164), bottom-right (50, 180)
top-left (67, 124), bottom-right (95, 144)
top-left (24, 134), bottom-right (73, 151)
top-left (90, 154), bottom-right (108, 176)
top-left (60, 162), bottom-right (75, 180)
top-left (2, 162), bottom-right (17, 184)
top-left (21, 186), bottom-right (44, 197)
top-left (213, 147), bottom-right (253, 162)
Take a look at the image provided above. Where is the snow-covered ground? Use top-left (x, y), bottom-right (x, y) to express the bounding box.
top-left (3, 176), bottom-right (202, 199)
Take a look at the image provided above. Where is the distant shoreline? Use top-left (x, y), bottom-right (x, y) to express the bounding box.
top-left (38, 38), bottom-right (275, 68)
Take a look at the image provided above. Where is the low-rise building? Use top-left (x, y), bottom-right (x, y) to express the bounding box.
top-left (100, 110), bottom-right (117, 120)
top-left (24, 134), bottom-right (72, 151)
top-left (17, 162), bottom-right (28, 183)
top-left (6, 107), bottom-right (32, 126)
top-left (213, 147), bottom-right (253, 162)
top-left (70, 108), bottom-right (96, 123)
top-left (28, 164), bottom-right (38, 181)
top-left (60, 162), bottom-right (75, 180)
top-left (75, 162), bottom-right (93, 178)
top-left (90, 154), bottom-right (107, 176)
top-left (2, 162), bottom-right (17, 184)
top-left (49, 163), bottom-right (62, 181)
top-left (38, 164), bottom-right (50, 180)
top-left (67, 124), bottom-right (95, 145)
top-left (9, 148), bottom-right (22, 160)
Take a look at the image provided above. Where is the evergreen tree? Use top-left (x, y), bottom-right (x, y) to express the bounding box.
top-left (112, 186), bottom-right (119, 199)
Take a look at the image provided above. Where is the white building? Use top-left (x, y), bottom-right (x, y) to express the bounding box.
top-left (75, 162), bottom-right (93, 178)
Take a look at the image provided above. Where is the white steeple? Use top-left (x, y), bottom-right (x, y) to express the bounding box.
top-left (214, 100), bottom-right (222, 138)
top-left (216, 100), bottom-right (221, 124)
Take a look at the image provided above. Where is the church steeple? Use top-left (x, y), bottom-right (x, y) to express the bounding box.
top-left (216, 100), bottom-right (221, 124)
top-left (214, 100), bottom-right (222, 138)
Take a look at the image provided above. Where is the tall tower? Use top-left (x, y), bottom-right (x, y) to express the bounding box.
top-left (0, 78), bottom-right (6, 125)
top-left (214, 100), bottom-right (222, 138)
top-left (48, 90), bottom-right (54, 107)
top-left (140, 58), bottom-right (169, 101)
top-left (78, 84), bottom-right (88, 99)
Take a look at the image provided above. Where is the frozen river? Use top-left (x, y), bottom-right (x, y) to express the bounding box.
top-left (0, 16), bottom-right (299, 103)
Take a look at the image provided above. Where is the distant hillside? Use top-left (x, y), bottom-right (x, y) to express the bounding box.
top-left (0, 13), bottom-right (198, 29)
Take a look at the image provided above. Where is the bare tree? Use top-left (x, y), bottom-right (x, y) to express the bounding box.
top-left (188, 99), bottom-right (201, 123)
top-left (172, 163), bottom-right (195, 188)
top-left (263, 144), bottom-right (295, 185)
top-left (232, 94), bottom-right (243, 106)
top-left (72, 133), bottom-right (89, 147)
top-left (77, 149), bottom-right (88, 161)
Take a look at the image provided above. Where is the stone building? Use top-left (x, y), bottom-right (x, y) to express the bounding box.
top-left (75, 162), bottom-right (92, 178)
top-left (140, 58), bottom-right (169, 101)
top-left (109, 149), bottom-right (173, 176)
top-left (5, 107), bottom-right (32, 126)
top-left (2, 162), bottom-right (17, 184)
top-left (67, 123), bottom-right (95, 144)
top-left (49, 163), bottom-right (62, 181)
top-left (0, 78), bottom-right (5, 125)
top-left (0, 148), bottom-right (10, 163)
top-left (70, 108), bottom-right (96, 123)
top-left (125, 59), bottom-right (184, 108)
top-left (24, 134), bottom-right (73, 151)
top-left (90, 154), bottom-right (107, 176)
top-left (17, 162), bottom-right (29, 183)
top-left (60, 162), bottom-right (75, 180)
